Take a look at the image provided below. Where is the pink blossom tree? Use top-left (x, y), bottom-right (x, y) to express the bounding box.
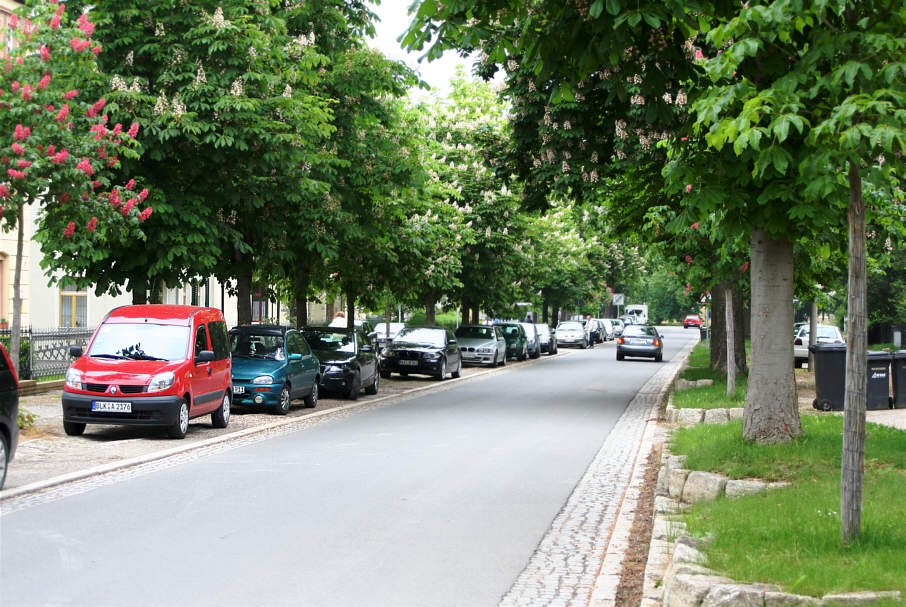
top-left (1, 1), bottom-right (149, 374)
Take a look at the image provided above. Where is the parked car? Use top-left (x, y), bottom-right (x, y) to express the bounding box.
top-left (495, 322), bottom-right (529, 360)
top-left (374, 322), bottom-right (406, 347)
top-left (380, 326), bottom-right (462, 380)
top-left (521, 322), bottom-right (543, 358)
top-left (555, 321), bottom-right (588, 348)
top-left (303, 326), bottom-right (379, 399)
top-left (63, 305), bottom-right (232, 439)
top-left (455, 324), bottom-right (507, 367)
top-left (0, 343), bottom-right (19, 490)
top-left (597, 318), bottom-right (615, 341)
top-left (793, 324), bottom-right (844, 368)
top-left (536, 323), bottom-right (558, 355)
top-left (230, 325), bottom-right (320, 413)
top-left (684, 314), bottom-right (703, 329)
top-left (617, 324), bottom-right (664, 362)
top-left (604, 318), bottom-right (624, 338)
top-left (619, 315), bottom-right (636, 326)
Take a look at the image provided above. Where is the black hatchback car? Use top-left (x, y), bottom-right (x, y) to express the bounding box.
top-left (379, 326), bottom-right (462, 380)
top-left (0, 343), bottom-right (20, 489)
top-left (302, 327), bottom-right (379, 400)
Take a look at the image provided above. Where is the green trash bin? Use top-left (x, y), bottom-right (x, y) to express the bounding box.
top-left (892, 351), bottom-right (906, 409)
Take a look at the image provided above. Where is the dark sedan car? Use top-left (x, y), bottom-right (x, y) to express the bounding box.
top-left (380, 326), bottom-right (462, 380)
top-left (303, 327), bottom-right (379, 400)
top-left (616, 325), bottom-right (664, 361)
top-left (0, 343), bottom-right (19, 489)
top-left (495, 322), bottom-right (528, 360)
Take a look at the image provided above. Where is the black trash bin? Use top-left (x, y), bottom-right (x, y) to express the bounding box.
top-left (700, 326), bottom-right (708, 342)
top-left (866, 351), bottom-right (892, 410)
top-left (810, 343), bottom-right (846, 411)
top-left (811, 345), bottom-right (893, 411)
top-left (892, 351), bottom-right (906, 409)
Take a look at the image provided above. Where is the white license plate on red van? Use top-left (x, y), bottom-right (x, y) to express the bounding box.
top-left (92, 401), bottom-right (132, 413)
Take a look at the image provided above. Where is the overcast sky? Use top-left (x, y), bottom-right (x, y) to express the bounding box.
top-left (367, 1), bottom-right (474, 97)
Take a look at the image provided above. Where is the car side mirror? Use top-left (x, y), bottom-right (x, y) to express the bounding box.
top-left (195, 350), bottom-right (215, 364)
top-left (70, 345), bottom-right (83, 357)
top-left (361, 345), bottom-right (374, 353)
top-left (289, 353), bottom-right (302, 361)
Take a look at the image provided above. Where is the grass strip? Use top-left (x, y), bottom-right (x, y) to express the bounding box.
top-left (669, 416), bottom-right (906, 601)
top-left (676, 343), bottom-right (746, 409)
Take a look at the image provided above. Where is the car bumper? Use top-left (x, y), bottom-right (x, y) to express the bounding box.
top-left (461, 351), bottom-right (496, 365)
top-left (62, 392), bottom-right (186, 427)
top-left (557, 337), bottom-right (584, 346)
top-left (231, 383), bottom-right (282, 407)
top-left (617, 345), bottom-right (662, 358)
top-left (381, 358), bottom-right (444, 375)
top-left (320, 370), bottom-right (355, 392)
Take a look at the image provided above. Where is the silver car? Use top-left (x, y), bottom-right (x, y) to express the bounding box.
top-left (454, 324), bottom-right (507, 367)
top-left (794, 324), bottom-right (844, 368)
top-left (536, 323), bottom-right (558, 354)
top-left (555, 321), bottom-right (588, 348)
top-left (521, 322), bottom-right (542, 358)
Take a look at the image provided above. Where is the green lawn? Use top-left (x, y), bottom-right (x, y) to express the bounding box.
top-left (675, 343), bottom-right (747, 409)
top-left (669, 417), bottom-right (906, 601)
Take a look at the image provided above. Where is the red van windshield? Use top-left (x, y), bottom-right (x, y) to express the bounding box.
top-left (88, 323), bottom-right (190, 361)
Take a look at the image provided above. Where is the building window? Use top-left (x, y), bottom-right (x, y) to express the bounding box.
top-left (60, 280), bottom-right (88, 327)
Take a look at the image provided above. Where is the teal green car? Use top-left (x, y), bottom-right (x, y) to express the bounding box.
top-left (229, 325), bottom-right (320, 414)
top-left (495, 322), bottom-right (528, 361)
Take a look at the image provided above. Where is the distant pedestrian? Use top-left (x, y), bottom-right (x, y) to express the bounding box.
top-left (585, 315), bottom-right (597, 348)
top-left (329, 310), bottom-right (346, 328)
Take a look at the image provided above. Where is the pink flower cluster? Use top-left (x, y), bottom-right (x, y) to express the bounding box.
top-left (13, 124), bottom-right (30, 140)
top-left (86, 216), bottom-right (97, 232)
top-left (75, 157), bottom-right (93, 176)
top-left (49, 148), bottom-right (68, 163)
top-left (63, 221), bottom-right (76, 238)
top-left (85, 98), bottom-right (105, 118)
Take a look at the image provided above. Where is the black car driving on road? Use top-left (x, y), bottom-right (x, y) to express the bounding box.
top-left (303, 327), bottom-right (380, 400)
top-left (380, 326), bottom-right (462, 380)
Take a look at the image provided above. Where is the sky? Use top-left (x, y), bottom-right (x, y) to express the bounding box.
top-left (367, 0), bottom-right (475, 98)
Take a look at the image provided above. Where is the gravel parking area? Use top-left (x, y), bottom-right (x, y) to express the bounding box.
top-left (4, 354), bottom-right (566, 494)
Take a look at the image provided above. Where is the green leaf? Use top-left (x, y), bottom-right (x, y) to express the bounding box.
top-left (606, 0), bottom-right (621, 16)
top-left (590, 0), bottom-right (604, 19)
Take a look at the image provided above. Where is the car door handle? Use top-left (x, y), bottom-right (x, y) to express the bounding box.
top-left (207, 367), bottom-right (212, 375)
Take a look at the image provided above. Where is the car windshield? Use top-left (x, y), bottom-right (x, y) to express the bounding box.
top-left (88, 323), bottom-right (189, 361)
top-left (394, 327), bottom-right (445, 347)
top-left (455, 326), bottom-right (494, 340)
top-left (799, 326), bottom-right (841, 340)
top-left (499, 325), bottom-right (522, 338)
top-left (302, 330), bottom-right (356, 354)
top-left (230, 333), bottom-right (286, 360)
top-left (623, 325), bottom-right (657, 337)
top-left (558, 322), bottom-right (583, 331)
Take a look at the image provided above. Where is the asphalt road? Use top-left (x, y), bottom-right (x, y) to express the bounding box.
top-left (1, 327), bottom-right (695, 607)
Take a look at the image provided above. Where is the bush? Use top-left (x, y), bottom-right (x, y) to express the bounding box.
top-left (18, 407), bottom-right (36, 431)
top-left (0, 336), bottom-right (31, 379)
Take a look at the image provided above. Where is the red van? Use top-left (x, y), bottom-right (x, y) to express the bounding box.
top-left (62, 305), bottom-right (232, 439)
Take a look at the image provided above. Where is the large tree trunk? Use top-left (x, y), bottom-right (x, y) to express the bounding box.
top-left (471, 307), bottom-right (480, 325)
top-left (726, 286), bottom-right (736, 398)
top-left (425, 294), bottom-right (436, 326)
top-left (10, 205), bottom-right (25, 377)
top-left (130, 275), bottom-right (148, 305)
top-left (552, 305), bottom-right (560, 327)
top-left (461, 298), bottom-right (470, 326)
top-left (742, 229), bottom-right (802, 443)
top-left (841, 160), bottom-right (867, 542)
top-left (731, 285), bottom-right (748, 373)
top-left (236, 264), bottom-right (252, 325)
top-left (294, 269), bottom-right (308, 329)
top-left (710, 284), bottom-right (727, 371)
top-left (542, 301), bottom-right (550, 324)
top-left (346, 294), bottom-right (355, 330)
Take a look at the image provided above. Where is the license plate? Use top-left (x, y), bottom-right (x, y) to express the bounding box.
top-left (631, 339), bottom-right (649, 345)
top-left (400, 360), bottom-right (418, 366)
top-left (91, 401), bottom-right (132, 413)
top-left (232, 385), bottom-right (245, 395)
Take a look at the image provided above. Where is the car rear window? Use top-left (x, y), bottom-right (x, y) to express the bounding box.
top-left (624, 325), bottom-right (656, 337)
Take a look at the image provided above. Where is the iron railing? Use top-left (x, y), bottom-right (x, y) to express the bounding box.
top-left (0, 327), bottom-right (94, 380)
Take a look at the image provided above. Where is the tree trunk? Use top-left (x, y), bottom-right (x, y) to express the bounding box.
top-left (725, 286), bottom-right (736, 398)
top-left (462, 298), bottom-right (470, 326)
top-left (542, 302), bottom-right (550, 324)
top-left (841, 160), bottom-right (867, 542)
top-left (346, 294), bottom-right (355, 330)
top-left (294, 269), bottom-right (308, 329)
top-left (471, 307), bottom-right (480, 325)
top-left (710, 284), bottom-right (727, 371)
top-left (10, 205), bottom-right (25, 378)
top-left (732, 287), bottom-right (748, 373)
top-left (425, 294), bottom-right (436, 326)
top-left (385, 295), bottom-right (392, 346)
top-left (131, 275), bottom-right (148, 305)
top-left (552, 305), bottom-right (560, 328)
top-left (236, 265), bottom-right (252, 325)
top-left (742, 229), bottom-right (802, 443)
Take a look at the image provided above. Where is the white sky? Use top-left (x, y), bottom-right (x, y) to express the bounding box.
top-left (367, 0), bottom-right (475, 98)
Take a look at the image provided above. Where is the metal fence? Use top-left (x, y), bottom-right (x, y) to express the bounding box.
top-left (0, 327), bottom-right (94, 380)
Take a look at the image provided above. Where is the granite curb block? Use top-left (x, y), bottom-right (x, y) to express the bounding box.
top-left (646, 414), bottom-right (902, 606)
top-left (2, 349), bottom-right (574, 505)
top-left (664, 398), bottom-right (743, 427)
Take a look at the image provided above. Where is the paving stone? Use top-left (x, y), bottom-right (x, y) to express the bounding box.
top-left (727, 407), bottom-right (744, 421)
top-left (701, 583), bottom-right (765, 606)
top-left (682, 471), bottom-right (728, 503)
top-left (656, 462), bottom-right (671, 496)
top-left (654, 495), bottom-right (684, 514)
top-left (664, 573), bottom-right (734, 607)
top-left (703, 409), bottom-right (730, 424)
top-left (764, 591), bottom-right (822, 606)
top-left (725, 478), bottom-right (768, 498)
top-left (676, 408), bottom-right (705, 426)
top-left (668, 468), bottom-right (691, 499)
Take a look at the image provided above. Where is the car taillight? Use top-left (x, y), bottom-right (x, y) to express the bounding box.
top-left (617, 337), bottom-right (624, 344)
top-left (654, 339), bottom-right (661, 347)
top-left (794, 338), bottom-right (802, 345)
